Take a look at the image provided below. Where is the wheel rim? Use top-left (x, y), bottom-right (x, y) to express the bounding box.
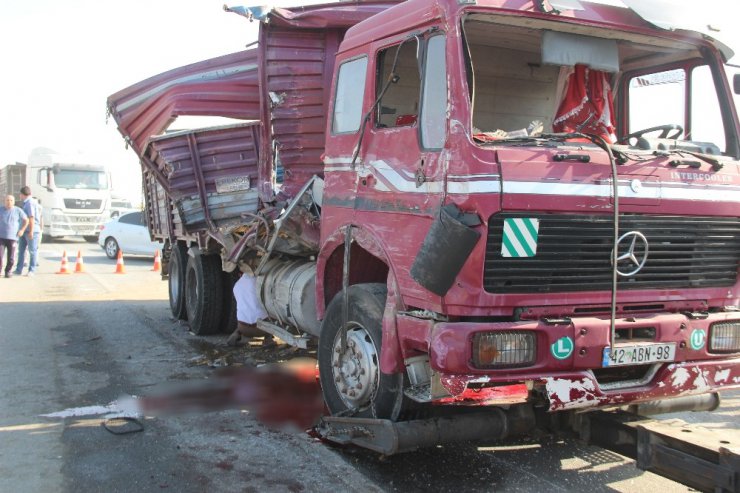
top-left (330, 323), bottom-right (380, 409)
top-left (105, 239), bottom-right (117, 258)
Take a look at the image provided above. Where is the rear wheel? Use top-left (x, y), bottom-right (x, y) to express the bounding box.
top-left (83, 235), bottom-right (98, 243)
top-left (168, 244), bottom-right (188, 320)
top-left (185, 254), bottom-right (223, 335)
top-left (318, 283), bottom-right (405, 420)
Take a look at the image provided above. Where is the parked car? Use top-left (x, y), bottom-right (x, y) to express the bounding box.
top-left (109, 196), bottom-right (138, 218)
top-left (98, 211), bottom-right (161, 259)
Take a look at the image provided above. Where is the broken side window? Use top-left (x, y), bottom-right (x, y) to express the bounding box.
top-left (420, 35), bottom-right (447, 149)
top-left (375, 40), bottom-right (421, 129)
top-left (332, 57), bottom-right (368, 134)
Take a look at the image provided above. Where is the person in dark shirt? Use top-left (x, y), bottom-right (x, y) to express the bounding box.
top-left (14, 186), bottom-right (40, 276)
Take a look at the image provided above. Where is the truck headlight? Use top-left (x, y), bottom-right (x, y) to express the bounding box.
top-left (709, 321), bottom-right (740, 353)
top-left (472, 331), bottom-right (536, 368)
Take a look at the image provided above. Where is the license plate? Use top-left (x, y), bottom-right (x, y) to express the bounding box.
top-left (602, 343), bottom-right (676, 367)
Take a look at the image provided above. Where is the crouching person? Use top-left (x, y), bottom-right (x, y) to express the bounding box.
top-left (227, 263), bottom-right (269, 346)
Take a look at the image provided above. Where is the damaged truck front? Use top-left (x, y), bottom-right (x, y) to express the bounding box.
top-left (108, 0), bottom-right (740, 448)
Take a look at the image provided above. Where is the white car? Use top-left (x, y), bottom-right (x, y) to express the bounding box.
top-left (110, 197), bottom-right (138, 218)
top-left (98, 211), bottom-right (161, 259)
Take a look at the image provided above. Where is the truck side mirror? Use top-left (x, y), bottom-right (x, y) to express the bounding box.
top-left (734, 73), bottom-right (740, 95)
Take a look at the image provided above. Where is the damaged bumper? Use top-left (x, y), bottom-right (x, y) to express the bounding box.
top-left (414, 312), bottom-right (740, 410)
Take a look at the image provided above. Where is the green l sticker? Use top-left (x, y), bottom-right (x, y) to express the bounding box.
top-left (551, 336), bottom-right (574, 360)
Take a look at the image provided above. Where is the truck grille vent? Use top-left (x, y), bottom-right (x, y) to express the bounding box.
top-left (484, 214), bottom-right (740, 293)
top-left (63, 199), bottom-right (102, 210)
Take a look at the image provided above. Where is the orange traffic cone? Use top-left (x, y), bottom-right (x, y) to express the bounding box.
top-left (114, 249), bottom-right (126, 274)
top-left (56, 250), bottom-right (71, 274)
top-left (74, 250), bottom-right (86, 273)
top-left (151, 250), bottom-right (161, 272)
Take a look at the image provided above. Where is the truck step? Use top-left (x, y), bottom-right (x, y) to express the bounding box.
top-left (255, 320), bottom-right (310, 349)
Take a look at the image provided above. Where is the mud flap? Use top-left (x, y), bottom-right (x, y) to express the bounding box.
top-left (410, 204), bottom-right (481, 296)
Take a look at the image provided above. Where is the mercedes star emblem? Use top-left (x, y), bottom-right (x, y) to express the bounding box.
top-left (612, 231), bottom-right (649, 277)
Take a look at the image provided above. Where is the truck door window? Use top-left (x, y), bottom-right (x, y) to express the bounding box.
top-left (690, 65), bottom-right (724, 149)
top-left (628, 69), bottom-right (686, 135)
top-left (332, 57), bottom-right (368, 134)
top-left (420, 35), bottom-right (447, 149)
top-left (627, 66), bottom-right (727, 152)
top-left (375, 40), bottom-right (421, 128)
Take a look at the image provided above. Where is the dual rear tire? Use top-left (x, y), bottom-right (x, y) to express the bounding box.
top-left (168, 245), bottom-right (223, 335)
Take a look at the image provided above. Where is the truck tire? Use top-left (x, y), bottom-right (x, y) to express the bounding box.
top-left (220, 270), bottom-right (238, 334)
top-left (168, 244), bottom-right (188, 320)
top-left (185, 254), bottom-right (223, 335)
top-left (83, 235), bottom-right (99, 243)
top-left (318, 283), bottom-right (405, 420)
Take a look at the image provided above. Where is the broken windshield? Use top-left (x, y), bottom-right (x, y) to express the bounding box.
top-left (462, 13), bottom-right (733, 155)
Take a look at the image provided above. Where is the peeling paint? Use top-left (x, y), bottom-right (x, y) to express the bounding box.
top-left (545, 377), bottom-right (598, 410)
top-left (671, 367), bottom-right (691, 387)
top-left (714, 369), bottom-right (730, 383)
top-left (691, 369), bottom-right (711, 393)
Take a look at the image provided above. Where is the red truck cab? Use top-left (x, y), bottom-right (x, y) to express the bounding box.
top-left (318, 0), bottom-right (740, 418)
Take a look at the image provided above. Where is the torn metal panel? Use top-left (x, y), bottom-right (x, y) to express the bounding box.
top-left (259, 25), bottom-right (342, 200)
top-left (107, 49), bottom-right (260, 155)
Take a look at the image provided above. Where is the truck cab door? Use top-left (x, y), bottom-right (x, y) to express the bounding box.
top-left (358, 33), bottom-right (447, 210)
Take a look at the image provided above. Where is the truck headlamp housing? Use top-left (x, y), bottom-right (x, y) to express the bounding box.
top-left (709, 321), bottom-right (740, 353)
top-left (472, 331), bottom-right (536, 368)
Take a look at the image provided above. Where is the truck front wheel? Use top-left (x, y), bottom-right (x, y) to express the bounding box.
top-left (185, 254), bottom-right (223, 335)
top-left (168, 244), bottom-right (188, 320)
top-left (318, 284), bottom-right (405, 420)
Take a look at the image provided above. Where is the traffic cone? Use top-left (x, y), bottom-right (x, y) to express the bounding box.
top-left (74, 250), bottom-right (86, 273)
top-left (151, 250), bottom-right (161, 272)
top-left (114, 249), bottom-right (126, 274)
top-left (56, 250), bottom-right (71, 274)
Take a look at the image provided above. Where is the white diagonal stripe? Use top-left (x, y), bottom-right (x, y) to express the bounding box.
top-left (512, 218), bottom-right (537, 253)
top-left (503, 221), bottom-right (528, 257)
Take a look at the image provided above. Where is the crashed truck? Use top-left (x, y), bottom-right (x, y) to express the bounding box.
top-left (109, 0), bottom-right (740, 468)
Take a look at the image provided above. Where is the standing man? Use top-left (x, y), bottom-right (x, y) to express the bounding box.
top-left (14, 186), bottom-right (40, 276)
top-left (0, 195), bottom-right (29, 278)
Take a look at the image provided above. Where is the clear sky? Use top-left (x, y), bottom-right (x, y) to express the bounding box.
top-left (0, 0), bottom-right (259, 201)
top-left (0, 0), bottom-right (738, 202)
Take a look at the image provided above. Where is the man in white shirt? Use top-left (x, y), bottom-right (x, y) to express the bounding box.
top-left (226, 265), bottom-right (269, 346)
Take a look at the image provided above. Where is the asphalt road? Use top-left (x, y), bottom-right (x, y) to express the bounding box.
top-left (0, 238), bottom-right (737, 493)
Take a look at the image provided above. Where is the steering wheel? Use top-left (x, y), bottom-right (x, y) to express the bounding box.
top-left (620, 124), bottom-right (683, 144)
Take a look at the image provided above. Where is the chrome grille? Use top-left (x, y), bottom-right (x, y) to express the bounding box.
top-left (64, 199), bottom-right (102, 210)
top-left (484, 214), bottom-right (740, 293)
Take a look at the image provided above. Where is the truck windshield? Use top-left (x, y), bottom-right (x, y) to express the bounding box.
top-left (462, 14), bottom-right (730, 153)
top-left (53, 169), bottom-right (108, 190)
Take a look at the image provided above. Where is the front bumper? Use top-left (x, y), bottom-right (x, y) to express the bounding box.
top-left (406, 312), bottom-right (740, 411)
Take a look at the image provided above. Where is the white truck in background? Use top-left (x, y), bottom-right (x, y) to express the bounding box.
top-left (0, 148), bottom-right (113, 242)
